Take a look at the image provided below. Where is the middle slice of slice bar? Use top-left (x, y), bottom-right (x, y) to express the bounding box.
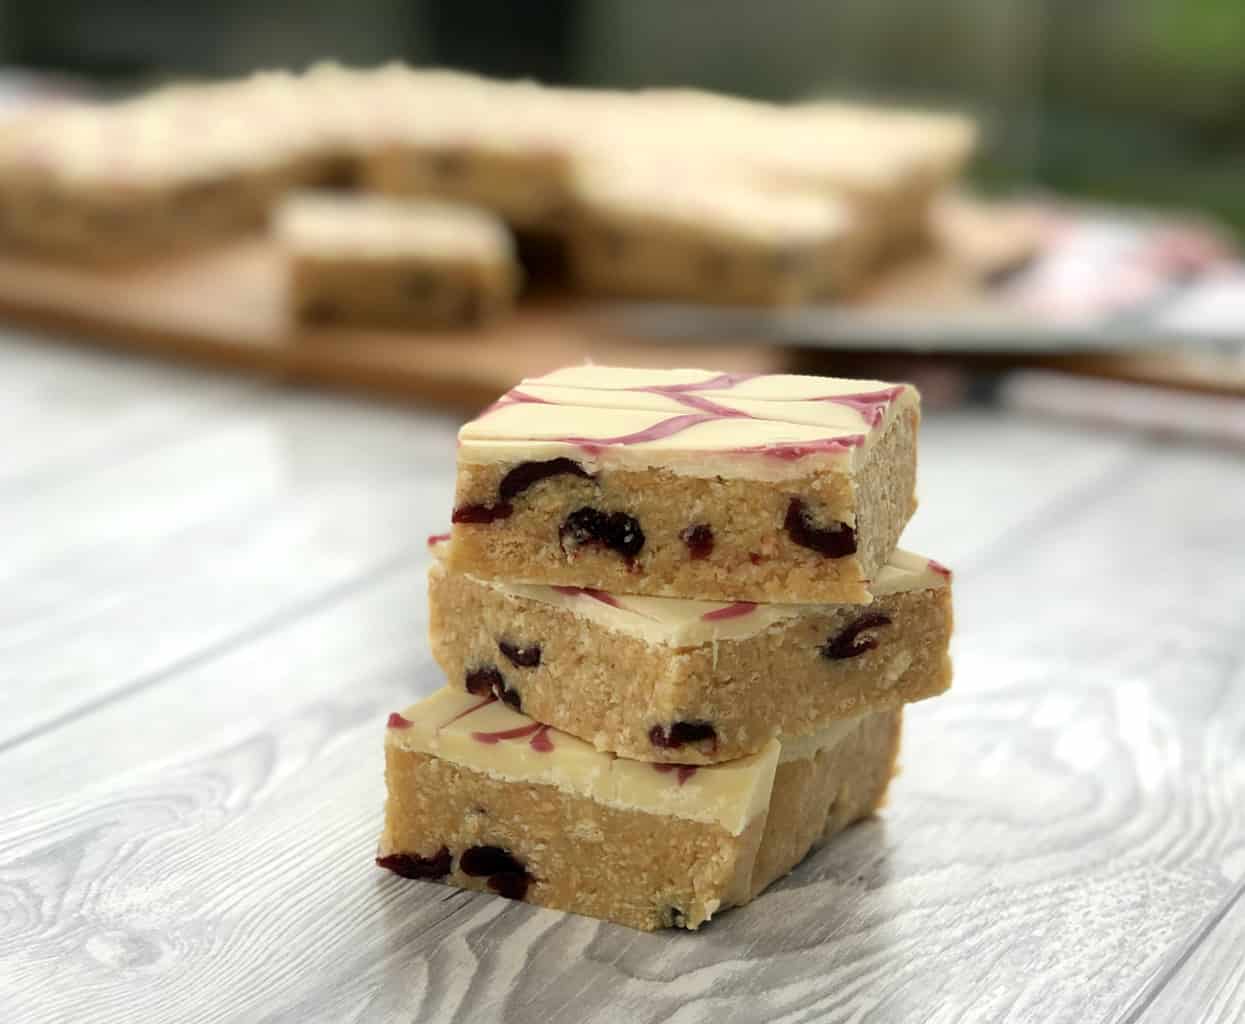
top-left (430, 539), bottom-right (951, 764)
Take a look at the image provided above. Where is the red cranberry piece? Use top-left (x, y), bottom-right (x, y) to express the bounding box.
top-left (488, 871), bottom-right (531, 900)
top-left (451, 501), bottom-right (514, 524)
top-left (499, 639), bottom-right (541, 668)
top-left (465, 666), bottom-right (521, 710)
top-left (386, 712), bottom-right (413, 729)
top-left (460, 845), bottom-right (525, 877)
top-left (649, 720), bottom-right (717, 749)
top-left (680, 524), bottom-right (714, 560)
top-left (376, 847), bottom-right (451, 879)
top-left (465, 666), bottom-right (504, 697)
top-left (559, 506), bottom-right (645, 559)
top-left (498, 458), bottom-right (593, 502)
top-left (784, 498), bottom-right (857, 557)
top-left (821, 613), bottom-right (892, 660)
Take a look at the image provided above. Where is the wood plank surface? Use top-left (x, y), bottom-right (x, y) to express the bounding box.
top-left (0, 339), bottom-right (461, 746)
top-left (2, 337), bottom-right (1243, 1023)
top-left (1134, 880), bottom-right (1245, 1024)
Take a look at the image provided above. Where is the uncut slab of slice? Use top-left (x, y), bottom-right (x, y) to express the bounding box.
top-left (430, 539), bottom-right (950, 763)
top-left (377, 687), bottom-right (901, 931)
top-left (276, 190), bottom-right (520, 328)
top-left (566, 160), bottom-right (867, 304)
top-left (447, 366), bottom-right (920, 604)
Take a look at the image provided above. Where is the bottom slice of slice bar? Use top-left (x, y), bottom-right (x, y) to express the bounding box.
top-left (377, 687), bottom-right (900, 930)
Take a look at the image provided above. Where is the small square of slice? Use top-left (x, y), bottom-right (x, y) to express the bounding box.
top-left (277, 191), bottom-right (520, 328)
top-left (447, 366), bottom-right (920, 604)
top-left (377, 687), bottom-right (901, 930)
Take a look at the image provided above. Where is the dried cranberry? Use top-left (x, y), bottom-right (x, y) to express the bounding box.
top-left (661, 906), bottom-right (688, 929)
top-left (559, 506), bottom-right (645, 560)
top-left (499, 639), bottom-right (541, 668)
top-left (783, 498), bottom-right (857, 557)
top-left (821, 613), bottom-right (892, 660)
top-left (376, 847), bottom-right (451, 879)
top-left (460, 845), bottom-right (525, 877)
top-left (452, 458), bottom-right (593, 527)
top-left (465, 666), bottom-right (504, 697)
top-left (680, 524), bottom-right (714, 560)
top-left (649, 720), bottom-right (717, 749)
top-left (465, 666), bottom-right (521, 710)
top-left (499, 458), bottom-right (593, 502)
top-left (488, 872), bottom-right (531, 900)
top-left (451, 501), bottom-right (513, 524)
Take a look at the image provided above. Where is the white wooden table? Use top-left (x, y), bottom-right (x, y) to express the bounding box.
top-left (2, 331), bottom-right (1242, 1024)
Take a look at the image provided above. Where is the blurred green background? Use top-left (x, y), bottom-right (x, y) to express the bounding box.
top-left (7, 0), bottom-right (1244, 235)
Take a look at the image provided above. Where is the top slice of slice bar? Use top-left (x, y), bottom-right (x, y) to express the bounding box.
top-left (447, 366), bottom-right (920, 603)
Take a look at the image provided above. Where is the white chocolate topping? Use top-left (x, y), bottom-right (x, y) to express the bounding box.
top-left (777, 714), bottom-right (865, 764)
top-left (572, 157), bottom-right (849, 245)
top-left (429, 542), bottom-right (949, 646)
top-left (276, 190), bottom-right (514, 262)
top-left (458, 366), bottom-right (918, 480)
top-left (387, 687), bottom-right (781, 834)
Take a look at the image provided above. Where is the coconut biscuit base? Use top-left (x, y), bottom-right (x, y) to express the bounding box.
top-left (377, 687), bottom-right (901, 930)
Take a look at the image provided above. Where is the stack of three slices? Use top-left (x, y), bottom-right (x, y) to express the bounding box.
top-left (377, 366), bottom-right (953, 931)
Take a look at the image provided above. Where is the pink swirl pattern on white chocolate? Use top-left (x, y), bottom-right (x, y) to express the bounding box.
top-left (471, 721), bottom-right (555, 752)
top-left (441, 694), bottom-right (496, 728)
top-left (560, 412), bottom-right (719, 453)
top-left (725, 436), bottom-right (864, 460)
top-left (813, 385), bottom-right (910, 427)
top-left (552, 585), bottom-right (620, 608)
top-left (701, 601), bottom-right (758, 622)
top-left (464, 368), bottom-right (915, 465)
top-left (654, 763), bottom-right (699, 785)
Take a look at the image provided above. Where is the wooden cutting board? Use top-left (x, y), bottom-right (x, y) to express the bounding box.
top-left (0, 200), bottom-right (1044, 409)
top-left (0, 240), bottom-right (796, 409)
